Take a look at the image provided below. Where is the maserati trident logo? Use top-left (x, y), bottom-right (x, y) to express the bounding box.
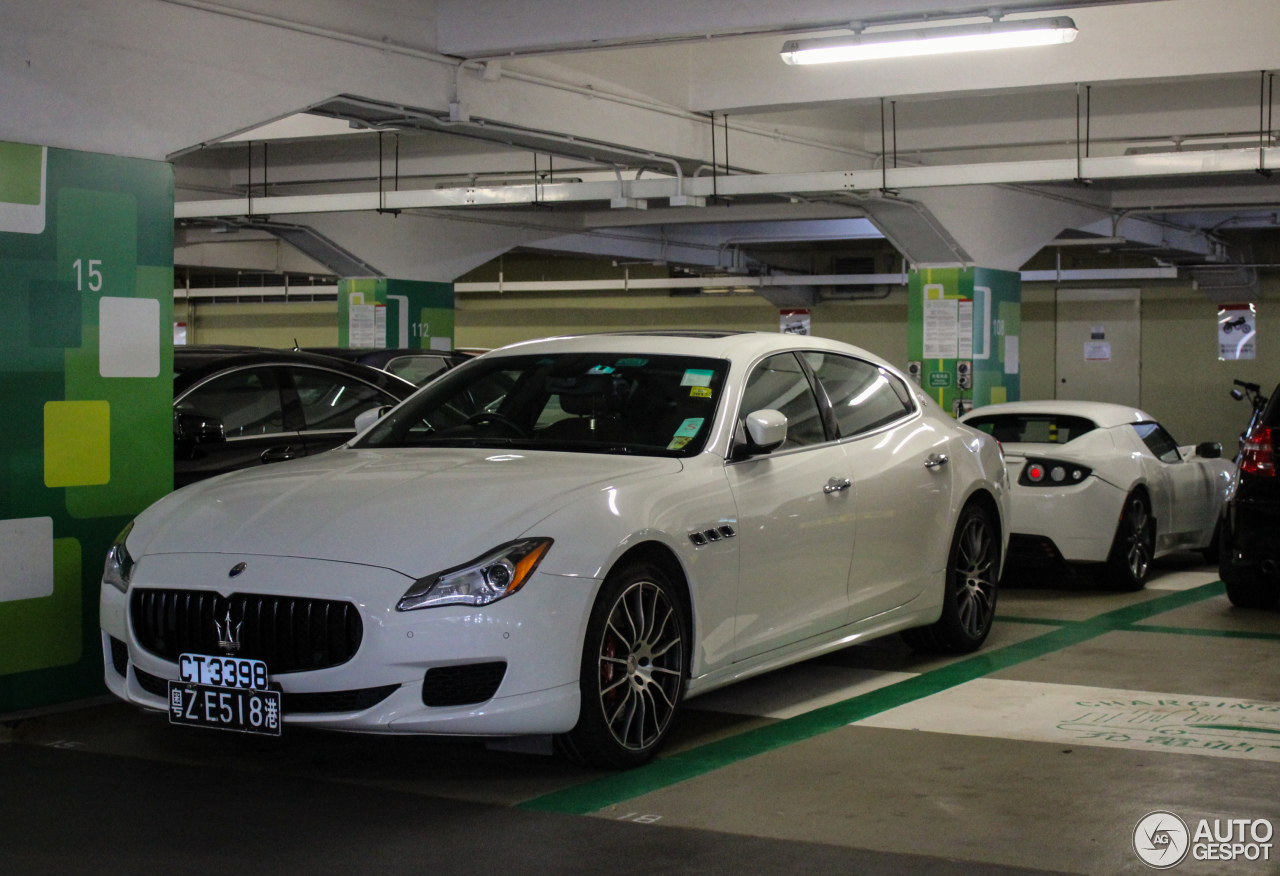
top-left (214, 610), bottom-right (242, 655)
top-left (228, 562), bottom-right (247, 578)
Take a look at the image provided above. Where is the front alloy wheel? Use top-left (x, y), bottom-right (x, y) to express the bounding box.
top-left (903, 503), bottom-right (1000, 653)
top-left (558, 563), bottom-right (687, 769)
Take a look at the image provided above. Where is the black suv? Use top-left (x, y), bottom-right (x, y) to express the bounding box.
top-left (1220, 381), bottom-right (1280, 608)
top-left (173, 346), bottom-right (418, 488)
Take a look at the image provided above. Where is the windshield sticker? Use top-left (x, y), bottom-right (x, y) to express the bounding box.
top-left (615, 357), bottom-right (648, 368)
top-left (690, 386), bottom-right (713, 399)
top-left (586, 365), bottom-right (615, 375)
top-left (673, 417), bottom-right (704, 438)
top-left (680, 369), bottom-right (714, 387)
top-left (667, 436), bottom-right (693, 450)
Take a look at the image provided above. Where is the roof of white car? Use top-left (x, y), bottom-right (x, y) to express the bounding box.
top-left (961, 400), bottom-right (1155, 428)
top-left (483, 331), bottom-right (894, 369)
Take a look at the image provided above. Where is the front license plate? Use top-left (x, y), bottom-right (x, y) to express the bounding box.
top-left (179, 653), bottom-right (268, 691)
top-left (168, 682), bottom-right (282, 736)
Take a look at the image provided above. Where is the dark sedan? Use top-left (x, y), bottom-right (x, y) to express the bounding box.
top-left (1220, 380), bottom-right (1280, 608)
top-left (173, 346), bottom-right (418, 488)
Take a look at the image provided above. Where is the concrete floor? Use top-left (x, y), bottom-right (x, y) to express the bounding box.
top-left (4, 553), bottom-right (1279, 875)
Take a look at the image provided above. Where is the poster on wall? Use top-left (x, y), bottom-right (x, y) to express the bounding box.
top-left (779, 308), bottom-right (811, 335)
top-left (1218, 304), bottom-right (1257, 361)
top-left (0, 140), bottom-right (174, 715)
top-left (338, 278), bottom-right (455, 351)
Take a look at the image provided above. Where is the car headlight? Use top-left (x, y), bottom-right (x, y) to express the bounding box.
top-left (397, 538), bottom-right (553, 611)
top-left (103, 522), bottom-right (136, 593)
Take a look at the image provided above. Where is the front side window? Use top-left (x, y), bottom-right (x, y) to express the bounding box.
top-left (175, 367), bottom-right (284, 438)
top-left (1133, 422), bottom-right (1181, 463)
top-left (359, 353), bottom-right (728, 457)
top-left (804, 352), bottom-right (913, 438)
top-left (288, 368), bottom-right (392, 432)
top-left (385, 355), bottom-right (450, 385)
top-left (966, 414), bottom-right (1097, 445)
top-left (739, 353), bottom-right (827, 450)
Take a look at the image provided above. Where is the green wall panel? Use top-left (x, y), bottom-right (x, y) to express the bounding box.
top-left (0, 141), bottom-right (173, 715)
top-left (337, 277), bottom-right (455, 351)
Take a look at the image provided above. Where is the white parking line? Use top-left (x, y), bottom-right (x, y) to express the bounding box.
top-left (855, 678), bottom-right (1280, 762)
top-left (687, 666), bottom-right (917, 719)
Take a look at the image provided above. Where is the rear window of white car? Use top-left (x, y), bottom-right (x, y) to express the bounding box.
top-left (965, 414), bottom-right (1097, 444)
top-left (357, 352), bottom-right (729, 457)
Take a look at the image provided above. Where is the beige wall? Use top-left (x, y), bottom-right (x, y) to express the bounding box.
top-left (180, 278), bottom-right (1277, 450)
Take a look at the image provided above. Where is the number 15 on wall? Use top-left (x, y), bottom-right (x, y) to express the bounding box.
top-left (72, 259), bottom-right (102, 292)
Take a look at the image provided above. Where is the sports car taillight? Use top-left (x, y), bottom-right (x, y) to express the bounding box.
top-left (1019, 458), bottom-right (1092, 487)
top-left (1241, 427), bottom-right (1275, 477)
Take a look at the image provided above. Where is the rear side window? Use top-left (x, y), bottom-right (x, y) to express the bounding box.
top-left (386, 355), bottom-right (450, 385)
top-left (1133, 422), bottom-right (1181, 463)
top-left (803, 352), bottom-right (913, 438)
top-left (287, 368), bottom-right (394, 432)
top-left (175, 367), bottom-right (284, 437)
top-left (965, 414), bottom-right (1097, 445)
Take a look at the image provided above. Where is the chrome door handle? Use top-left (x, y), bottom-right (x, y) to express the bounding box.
top-left (823, 477), bottom-right (851, 494)
top-left (924, 453), bottom-right (949, 470)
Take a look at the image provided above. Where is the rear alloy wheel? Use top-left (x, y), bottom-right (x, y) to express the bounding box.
top-left (557, 562), bottom-right (687, 769)
top-left (1104, 492), bottom-right (1155, 591)
top-left (903, 504), bottom-right (1000, 653)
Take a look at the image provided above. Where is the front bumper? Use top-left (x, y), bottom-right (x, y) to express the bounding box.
top-left (100, 552), bottom-right (597, 736)
top-left (1005, 475), bottom-right (1127, 563)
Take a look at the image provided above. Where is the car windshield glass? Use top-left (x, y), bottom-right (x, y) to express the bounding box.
top-left (356, 353), bottom-right (729, 457)
top-left (965, 414), bottom-right (1097, 444)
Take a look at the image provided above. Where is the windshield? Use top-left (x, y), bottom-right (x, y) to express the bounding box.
top-left (965, 413), bottom-right (1097, 444)
top-left (356, 352), bottom-right (729, 457)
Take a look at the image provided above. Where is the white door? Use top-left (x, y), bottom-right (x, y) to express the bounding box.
top-left (802, 352), bottom-right (955, 620)
top-left (1132, 422), bottom-right (1213, 546)
top-left (1055, 288), bottom-right (1141, 406)
top-left (725, 353), bottom-right (855, 661)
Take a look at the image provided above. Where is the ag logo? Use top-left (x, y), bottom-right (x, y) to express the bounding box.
top-left (1134, 811), bottom-right (1190, 869)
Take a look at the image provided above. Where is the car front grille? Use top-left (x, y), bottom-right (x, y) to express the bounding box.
top-left (130, 588), bottom-right (362, 674)
top-left (132, 667), bottom-right (399, 715)
top-left (422, 662), bottom-right (507, 707)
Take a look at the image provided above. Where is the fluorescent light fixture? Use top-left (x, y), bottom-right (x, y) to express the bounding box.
top-left (781, 16), bottom-right (1077, 65)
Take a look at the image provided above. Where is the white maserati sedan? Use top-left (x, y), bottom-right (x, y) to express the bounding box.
top-left (961, 400), bottom-right (1232, 590)
top-left (101, 331), bottom-right (1007, 767)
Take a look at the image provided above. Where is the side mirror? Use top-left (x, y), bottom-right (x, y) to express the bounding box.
top-left (736, 409), bottom-right (788, 458)
top-left (174, 412), bottom-right (225, 445)
top-left (354, 405), bottom-right (392, 435)
top-left (1196, 441), bottom-right (1222, 459)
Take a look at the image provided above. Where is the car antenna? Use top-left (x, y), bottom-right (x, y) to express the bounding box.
top-left (292, 338), bottom-right (300, 351)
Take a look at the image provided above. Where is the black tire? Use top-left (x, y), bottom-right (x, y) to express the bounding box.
top-left (556, 561), bottom-right (688, 769)
top-left (1223, 566), bottom-right (1280, 610)
top-left (1104, 491), bottom-right (1155, 591)
top-left (903, 503), bottom-right (1000, 654)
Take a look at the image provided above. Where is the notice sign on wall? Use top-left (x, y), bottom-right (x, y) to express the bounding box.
top-left (780, 308), bottom-right (811, 335)
top-left (1218, 303), bottom-right (1257, 361)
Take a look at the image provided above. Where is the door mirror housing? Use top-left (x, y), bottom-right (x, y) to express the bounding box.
top-left (354, 405), bottom-right (393, 435)
top-left (735, 409), bottom-right (788, 458)
top-left (174, 412), bottom-right (225, 445)
top-left (1195, 441), bottom-right (1222, 459)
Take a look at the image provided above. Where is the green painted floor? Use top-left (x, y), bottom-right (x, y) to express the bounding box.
top-left (5, 553), bottom-right (1279, 875)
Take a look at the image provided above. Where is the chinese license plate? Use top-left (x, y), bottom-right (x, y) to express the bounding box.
top-left (170, 652), bottom-right (279, 736)
top-left (178, 653), bottom-right (268, 690)
top-left (168, 682), bottom-right (282, 736)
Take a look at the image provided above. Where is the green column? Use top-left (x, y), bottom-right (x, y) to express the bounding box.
top-left (337, 278), bottom-right (455, 351)
top-left (907, 266), bottom-right (1020, 417)
top-left (0, 142), bottom-right (173, 714)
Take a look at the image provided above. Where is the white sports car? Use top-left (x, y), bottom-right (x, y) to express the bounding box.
top-left (961, 400), bottom-right (1232, 589)
top-left (101, 331), bottom-right (1007, 767)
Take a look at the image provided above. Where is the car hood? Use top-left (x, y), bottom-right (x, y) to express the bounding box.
top-left (131, 447), bottom-right (682, 577)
